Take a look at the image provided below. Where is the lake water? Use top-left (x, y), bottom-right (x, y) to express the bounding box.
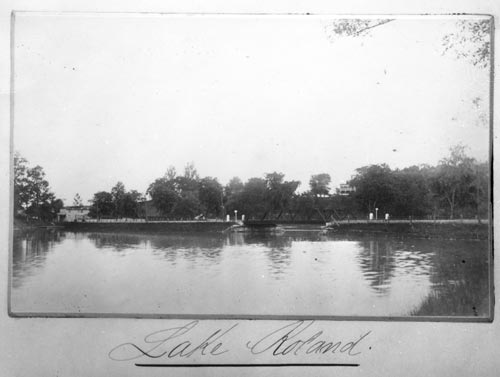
top-left (10, 227), bottom-right (491, 318)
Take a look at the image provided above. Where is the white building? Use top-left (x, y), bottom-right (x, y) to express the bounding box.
top-left (57, 206), bottom-right (91, 222)
top-left (336, 183), bottom-right (356, 196)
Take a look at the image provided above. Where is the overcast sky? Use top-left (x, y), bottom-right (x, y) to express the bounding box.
top-left (13, 14), bottom-right (491, 205)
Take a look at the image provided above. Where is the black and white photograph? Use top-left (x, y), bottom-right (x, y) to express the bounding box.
top-left (10, 13), bottom-right (492, 320)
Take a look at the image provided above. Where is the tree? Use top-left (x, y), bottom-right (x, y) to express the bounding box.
top-left (183, 162), bottom-right (199, 181)
top-left (225, 177), bottom-right (244, 198)
top-left (147, 166), bottom-right (179, 217)
top-left (431, 145), bottom-right (476, 219)
top-left (199, 177), bottom-right (223, 218)
top-left (309, 173), bottom-right (331, 197)
top-left (265, 172), bottom-right (286, 218)
top-left (223, 177), bottom-right (244, 219)
top-left (89, 184), bottom-right (143, 219)
top-left (50, 198), bottom-right (64, 217)
top-left (89, 191), bottom-right (114, 218)
top-left (328, 194), bottom-right (359, 220)
top-left (324, 19), bottom-right (394, 41)
top-left (350, 164), bottom-right (395, 215)
top-left (172, 191), bottom-right (201, 219)
top-left (325, 17), bottom-right (491, 70)
top-left (122, 190), bottom-right (143, 218)
top-left (147, 177), bottom-right (179, 217)
top-left (165, 165), bottom-right (177, 180)
top-left (289, 193), bottom-right (318, 221)
top-left (442, 19), bottom-right (492, 68)
top-left (238, 177), bottom-right (269, 220)
top-left (23, 165), bottom-right (55, 220)
top-left (147, 163), bottom-right (202, 219)
top-left (172, 163), bottom-right (202, 219)
top-left (111, 182), bottom-right (126, 218)
top-left (470, 161), bottom-right (489, 218)
top-left (391, 166), bottom-right (433, 218)
top-left (264, 172), bottom-right (300, 219)
top-left (13, 152), bottom-right (61, 222)
top-left (73, 193), bottom-right (83, 206)
top-left (13, 152), bottom-right (29, 213)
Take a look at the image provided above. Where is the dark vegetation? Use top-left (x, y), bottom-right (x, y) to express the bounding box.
top-left (143, 145), bottom-right (489, 221)
top-left (13, 152), bottom-right (63, 224)
top-left (14, 145), bottom-right (489, 224)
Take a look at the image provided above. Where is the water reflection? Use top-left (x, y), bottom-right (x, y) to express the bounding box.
top-left (412, 239), bottom-right (490, 316)
top-left (85, 232), bottom-right (226, 265)
top-left (353, 237), bottom-right (489, 316)
top-left (12, 230), bottom-right (66, 289)
top-left (86, 232), bottom-right (145, 251)
top-left (356, 240), bottom-right (395, 295)
top-left (11, 230), bottom-right (490, 317)
top-left (226, 232), bottom-right (292, 248)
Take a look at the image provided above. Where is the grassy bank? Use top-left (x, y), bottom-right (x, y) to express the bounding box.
top-left (330, 222), bottom-right (489, 240)
top-left (13, 217), bottom-right (63, 232)
top-left (61, 221), bottom-right (237, 233)
top-left (57, 220), bottom-right (491, 240)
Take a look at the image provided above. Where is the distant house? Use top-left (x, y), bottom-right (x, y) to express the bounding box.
top-left (336, 183), bottom-right (356, 196)
top-left (57, 206), bottom-right (91, 222)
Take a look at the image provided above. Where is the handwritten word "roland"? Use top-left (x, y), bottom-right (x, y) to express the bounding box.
top-left (246, 321), bottom-right (371, 356)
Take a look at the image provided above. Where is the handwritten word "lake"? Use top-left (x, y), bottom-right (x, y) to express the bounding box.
top-left (108, 321), bottom-right (236, 361)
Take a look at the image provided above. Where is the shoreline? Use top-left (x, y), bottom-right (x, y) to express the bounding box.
top-left (327, 222), bottom-right (489, 240)
top-left (58, 221), bottom-right (238, 234)
top-left (14, 220), bottom-right (490, 241)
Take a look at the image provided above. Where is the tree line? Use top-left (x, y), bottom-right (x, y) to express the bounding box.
top-left (14, 145), bottom-right (489, 223)
top-left (13, 152), bottom-right (63, 222)
top-left (349, 145), bottom-right (489, 220)
top-left (87, 145), bottom-right (488, 221)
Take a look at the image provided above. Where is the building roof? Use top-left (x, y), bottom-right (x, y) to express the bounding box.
top-left (61, 206), bottom-right (91, 210)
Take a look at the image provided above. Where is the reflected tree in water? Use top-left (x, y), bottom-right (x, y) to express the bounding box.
top-left (86, 232), bottom-right (144, 252)
top-left (227, 232), bottom-right (292, 249)
top-left (356, 240), bottom-right (396, 295)
top-left (149, 235), bottom-right (224, 265)
top-left (85, 232), bottom-right (225, 265)
top-left (226, 232), bottom-right (294, 278)
top-left (411, 240), bottom-right (490, 316)
top-left (12, 230), bottom-right (66, 288)
top-left (264, 247), bottom-right (293, 279)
